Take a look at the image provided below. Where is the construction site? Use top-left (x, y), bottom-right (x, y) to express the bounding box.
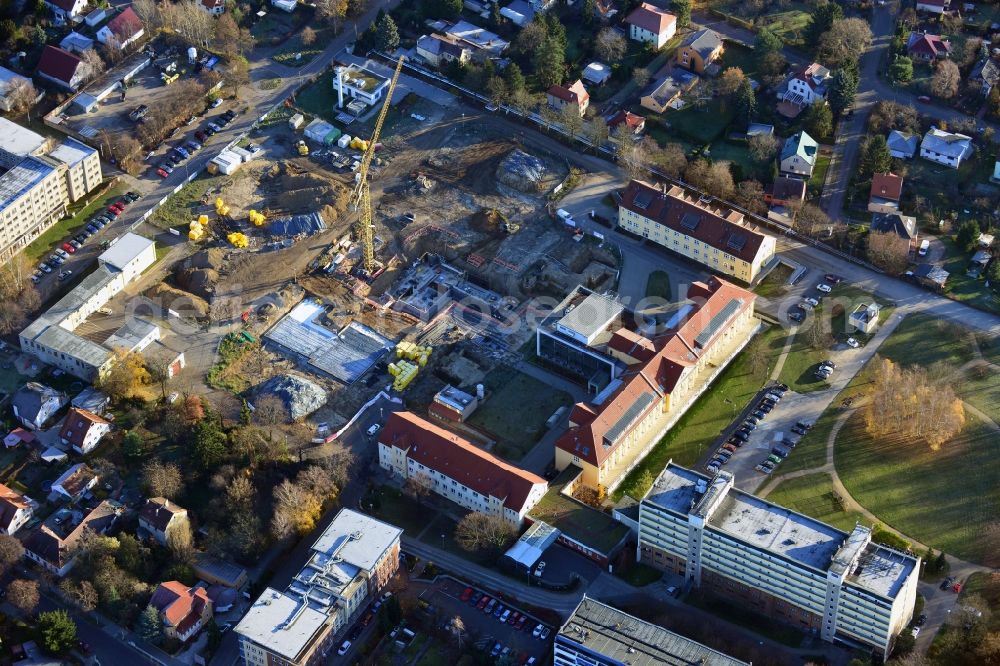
top-left (151, 62), bottom-right (620, 449)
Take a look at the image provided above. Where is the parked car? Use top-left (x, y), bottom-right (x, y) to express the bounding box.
top-left (846, 337), bottom-right (861, 348)
top-left (207, 122), bottom-right (221, 133)
top-left (460, 587), bottom-right (473, 602)
top-left (69, 239), bottom-right (81, 249)
top-left (757, 403), bottom-right (772, 414)
top-left (500, 610), bottom-right (512, 623)
top-left (824, 273), bottom-right (843, 284)
top-left (791, 425), bottom-right (807, 436)
top-left (816, 283), bottom-right (832, 293)
top-left (539, 627), bottom-right (550, 640)
top-left (247, 143), bottom-right (261, 154)
top-left (185, 140), bottom-right (201, 152)
top-left (491, 642), bottom-right (503, 657)
top-left (533, 624), bottom-right (544, 638)
top-left (494, 604), bottom-right (506, 618)
top-left (85, 224), bottom-right (99, 234)
top-left (508, 611), bottom-right (520, 625)
top-left (745, 415), bottom-right (759, 426)
top-left (30, 273), bottom-right (40, 283)
top-left (58, 270), bottom-right (72, 281)
top-left (803, 297), bottom-right (820, 307)
top-left (767, 454), bottom-right (782, 465)
top-left (174, 145), bottom-right (190, 158)
top-left (61, 242), bottom-right (76, 253)
top-left (124, 191), bottom-right (140, 202)
top-left (752, 410), bottom-right (766, 420)
top-left (795, 420), bottom-right (812, 430)
top-left (755, 463), bottom-right (774, 474)
top-left (55, 249), bottom-right (69, 259)
top-left (477, 595), bottom-right (490, 610)
top-left (195, 130), bottom-right (209, 143)
top-left (38, 263), bottom-right (52, 274)
top-left (337, 640), bottom-right (351, 655)
top-left (157, 168), bottom-right (170, 178)
top-left (160, 163), bottom-right (175, 173)
top-left (515, 615), bottom-right (528, 630)
top-left (788, 311), bottom-right (803, 323)
top-left (821, 360), bottom-right (836, 370)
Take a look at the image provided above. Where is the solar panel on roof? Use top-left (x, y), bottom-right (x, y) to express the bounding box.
top-left (726, 233), bottom-right (747, 251)
top-left (680, 213), bottom-right (700, 230)
top-left (604, 392), bottom-right (656, 446)
top-left (694, 298), bottom-right (743, 349)
top-left (634, 191), bottom-right (653, 209)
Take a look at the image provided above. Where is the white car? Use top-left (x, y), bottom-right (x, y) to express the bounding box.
top-left (338, 640), bottom-right (351, 655)
top-left (534, 561), bottom-right (546, 577)
top-left (533, 624), bottom-right (544, 638)
top-left (803, 297), bottom-right (820, 307)
top-left (817, 283), bottom-right (832, 293)
top-left (846, 337), bottom-right (861, 348)
top-left (911, 626), bottom-right (920, 638)
top-left (366, 423), bottom-right (381, 436)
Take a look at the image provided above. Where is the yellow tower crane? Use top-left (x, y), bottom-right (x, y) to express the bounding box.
top-left (353, 56), bottom-right (405, 276)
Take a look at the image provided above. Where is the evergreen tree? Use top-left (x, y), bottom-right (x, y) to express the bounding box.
top-left (122, 431), bottom-right (146, 460)
top-left (136, 605), bottom-right (162, 644)
top-left (889, 55), bottom-right (913, 82)
top-left (828, 67), bottom-right (858, 116)
top-left (534, 19), bottom-right (566, 88)
top-left (489, 0), bottom-right (502, 29)
top-left (807, 2), bottom-right (843, 47)
top-left (734, 77), bottom-right (756, 124)
top-left (858, 135), bottom-right (892, 179)
top-left (956, 220), bottom-right (981, 252)
top-left (934, 551), bottom-right (948, 574)
top-left (37, 611), bottom-right (76, 654)
top-left (192, 418), bottom-right (228, 470)
top-left (672, 0), bottom-right (691, 28)
top-left (505, 62), bottom-right (525, 94)
top-left (804, 103), bottom-right (833, 140)
top-left (754, 27), bottom-right (783, 56)
top-left (372, 13), bottom-right (400, 53)
top-left (582, 0), bottom-right (597, 25)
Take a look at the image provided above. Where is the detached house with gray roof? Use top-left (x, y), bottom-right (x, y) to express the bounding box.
top-left (920, 128), bottom-right (973, 168)
top-left (12, 383), bottom-right (67, 430)
top-left (675, 29), bottom-right (723, 74)
top-left (887, 130), bottom-right (919, 159)
top-left (779, 131), bottom-right (819, 177)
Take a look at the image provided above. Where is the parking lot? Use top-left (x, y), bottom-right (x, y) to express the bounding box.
top-left (425, 577), bottom-right (552, 663)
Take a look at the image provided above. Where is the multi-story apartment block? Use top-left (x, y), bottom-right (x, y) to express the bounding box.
top-left (48, 138), bottom-right (101, 202)
top-left (543, 278), bottom-right (758, 491)
top-left (618, 180), bottom-right (775, 283)
top-left (555, 596), bottom-right (748, 666)
top-left (236, 509), bottom-right (401, 666)
top-left (378, 411), bottom-right (547, 526)
top-left (637, 464), bottom-right (920, 656)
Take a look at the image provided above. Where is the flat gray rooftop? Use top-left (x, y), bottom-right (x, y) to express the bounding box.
top-left (848, 544), bottom-right (917, 599)
top-left (48, 138), bottom-right (95, 166)
top-left (235, 588), bottom-right (327, 661)
top-left (556, 291), bottom-right (624, 340)
top-left (708, 490), bottom-right (845, 571)
top-left (559, 597), bottom-right (748, 666)
top-left (264, 299), bottom-right (392, 384)
top-left (309, 508), bottom-right (402, 571)
top-left (21, 265), bottom-right (118, 341)
top-left (643, 463), bottom-right (704, 515)
top-left (0, 157), bottom-right (53, 213)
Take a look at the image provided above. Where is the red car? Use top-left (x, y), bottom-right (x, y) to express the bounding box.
top-left (61, 242), bottom-right (76, 254)
top-left (508, 611), bottom-right (520, 625)
top-left (157, 168), bottom-right (169, 178)
top-left (460, 587), bottom-right (473, 602)
top-left (476, 595), bottom-right (490, 610)
top-left (515, 615), bottom-right (528, 631)
top-left (113, 200), bottom-right (127, 210)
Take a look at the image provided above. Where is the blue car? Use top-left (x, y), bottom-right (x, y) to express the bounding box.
top-left (174, 145), bottom-right (190, 159)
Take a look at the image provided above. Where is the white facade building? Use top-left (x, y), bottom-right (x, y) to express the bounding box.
top-left (637, 464), bottom-right (920, 657)
top-left (919, 128), bottom-right (973, 169)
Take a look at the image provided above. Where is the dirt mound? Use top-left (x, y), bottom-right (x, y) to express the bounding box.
top-left (253, 373), bottom-right (327, 422)
top-left (258, 161), bottom-right (351, 225)
top-left (496, 149), bottom-right (550, 193)
top-left (146, 283), bottom-right (209, 319)
top-left (184, 248), bottom-right (227, 271)
top-left (176, 267), bottom-right (218, 300)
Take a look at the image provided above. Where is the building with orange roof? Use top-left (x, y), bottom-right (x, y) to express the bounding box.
top-left (618, 180), bottom-right (776, 283)
top-left (0, 483), bottom-right (32, 535)
top-left (546, 80), bottom-right (590, 117)
top-left (149, 581), bottom-right (213, 642)
top-left (624, 2), bottom-right (677, 49)
top-left (59, 407), bottom-right (111, 454)
top-left (541, 277), bottom-right (758, 490)
top-left (378, 411), bottom-right (548, 526)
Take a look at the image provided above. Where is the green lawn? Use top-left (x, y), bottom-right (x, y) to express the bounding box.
top-left (808, 149), bottom-right (832, 197)
top-left (940, 237), bottom-right (1000, 315)
top-left (835, 415), bottom-right (999, 563)
top-left (645, 270), bottom-right (671, 299)
top-left (530, 467), bottom-right (629, 553)
top-left (294, 74), bottom-right (339, 123)
top-left (707, 139), bottom-right (762, 181)
top-left (877, 312), bottom-right (977, 370)
top-left (754, 264), bottom-right (794, 298)
top-left (362, 485), bottom-right (430, 537)
top-left (466, 365), bottom-right (572, 461)
top-left (668, 96), bottom-right (735, 145)
top-left (616, 562), bottom-right (663, 587)
top-left (24, 184), bottom-right (126, 263)
top-left (273, 30), bottom-right (329, 67)
top-left (764, 473), bottom-right (865, 532)
top-left (718, 42), bottom-right (757, 78)
top-left (760, 9), bottom-right (812, 47)
top-left (150, 174), bottom-right (226, 229)
top-left (614, 325), bottom-right (785, 500)
top-left (959, 573), bottom-right (1000, 631)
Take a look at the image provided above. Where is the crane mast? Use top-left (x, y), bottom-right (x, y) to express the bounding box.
top-left (353, 55), bottom-right (404, 275)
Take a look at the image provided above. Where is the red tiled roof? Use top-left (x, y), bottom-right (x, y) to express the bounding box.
top-left (59, 408), bottom-right (110, 450)
top-left (907, 32), bottom-right (951, 57)
top-left (625, 2), bottom-right (677, 34)
top-left (608, 110), bottom-right (646, 131)
top-left (54, 463), bottom-right (96, 498)
top-left (619, 180), bottom-right (768, 264)
top-left (379, 412), bottom-right (545, 513)
top-left (547, 79), bottom-right (589, 106)
top-left (0, 483), bottom-right (28, 533)
top-left (150, 581), bottom-right (210, 632)
top-left (36, 46), bottom-right (83, 85)
top-left (24, 501), bottom-right (119, 569)
top-left (556, 277), bottom-right (755, 467)
top-left (201, 0), bottom-right (225, 8)
top-left (139, 497), bottom-right (187, 533)
top-left (107, 6), bottom-right (144, 40)
top-left (870, 173), bottom-right (903, 202)
top-left (790, 63), bottom-right (827, 90)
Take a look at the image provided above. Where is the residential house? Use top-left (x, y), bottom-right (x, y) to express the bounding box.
top-left (779, 131), bottom-right (819, 177)
top-left (138, 497), bottom-right (189, 546)
top-left (675, 29), bottom-right (724, 74)
top-left (441, 20), bottom-right (509, 59)
top-left (58, 31), bottom-right (94, 54)
top-left (200, 0), bottom-right (226, 13)
top-left (429, 385), bottom-right (479, 423)
top-left (333, 63), bottom-right (391, 108)
top-left (3, 428), bottom-right (35, 449)
top-left (639, 70), bottom-right (698, 113)
top-left (764, 176), bottom-right (807, 206)
top-left (0, 483), bottom-right (32, 535)
top-left (59, 408), bottom-right (112, 455)
top-left (868, 173), bottom-right (904, 214)
top-left (271, 0), bottom-right (297, 11)
top-left (24, 500), bottom-right (122, 576)
top-left (149, 582), bottom-right (213, 642)
top-left (912, 263), bottom-right (949, 289)
top-left (582, 62), bottom-right (612, 86)
top-left (499, 0), bottom-right (534, 26)
top-left (547, 80), bottom-right (590, 117)
top-left (887, 130), bottom-right (919, 159)
top-left (971, 58), bottom-right (1000, 96)
top-left (12, 383), bottom-right (67, 430)
top-left (776, 63), bottom-right (830, 118)
top-left (379, 411), bottom-right (548, 526)
top-left (617, 179), bottom-right (776, 282)
top-left (871, 212), bottom-right (918, 251)
top-left (920, 128), bottom-right (973, 168)
top-left (0, 67), bottom-right (34, 112)
top-left (916, 0), bottom-right (949, 13)
top-left (969, 249), bottom-right (991, 277)
top-left (51, 463), bottom-right (98, 503)
top-left (44, 0), bottom-right (87, 22)
top-left (608, 110), bottom-right (646, 137)
top-left (906, 32), bottom-right (952, 62)
top-left (415, 34), bottom-right (471, 68)
top-left (546, 278), bottom-right (759, 490)
top-left (96, 7), bottom-right (145, 50)
top-left (849, 303), bottom-right (881, 334)
top-left (624, 3), bottom-right (677, 50)
top-left (35, 45), bottom-right (90, 91)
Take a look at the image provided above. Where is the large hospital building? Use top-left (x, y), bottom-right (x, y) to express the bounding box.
top-left (636, 463), bottom-right (919, 656)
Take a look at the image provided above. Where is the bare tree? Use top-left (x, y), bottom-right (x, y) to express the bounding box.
top-left (5, 77), bottom-right (36, 114)
top-left (655, 142), bottom-right (687, 177)
top-left (254, 395), bottom-right (286, 428)
top-left (403, 472), bottom-right (433, 507)
top-left (60, 579), bottom-right (98, 612)
top-left (587, 115), bottom-right (609, 148)
top-left (560, 104), bottom-right (584, 139)
top-left (451, 615), bottom-right (466, 649)
top-left (214, 13), bottom-right (240, 57)
top-left (594, 28), bottom-right (626, 62)
top-left (224, 56), bottom-right (250, 98)
top-left (818, 18), bottom-right (872, 67)
top-left (103, 134), bottom-right (144, 176)
top-left (717, 67), bottom-right (745, 96)
top-left (7, 579), bottom-right (39, 614)
top-left (173, 0), bottom-right (216, 46)
top-left (0, 534), bottom-right (24, 573)
top-left (684, 159), bottom-right (735, 199)
top-left (142, 460), bottom-right (183, 499)
top-left (931, 59), bottom-right (961, 99)
top-left (748, 133), bottom-right (779, 163)
top-left (132, 0), bottom-right (161, 27)
top-left (80, 49), bottom-right (106, 79)
top-left (632, 66), bottom-right (651, 89)
top-left (795, 203), bottom-right (832, 237)
top-left (271, 478), bottom-right (322, 538)
top-left (866, 231), bottom-right (910, 274)
top-left (166, 519), bottom-right (194, 561)
top-left (315, 0), bottom-right (349, 31)
top-left (301, 26), bottom-right (317, 46)
top-left (454, 512), bottom-right (517, 553)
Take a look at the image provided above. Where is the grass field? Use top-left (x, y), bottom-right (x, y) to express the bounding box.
top-left (754, 264), bottom-right (794, 298)
top-left (295, 75), bottom-right (339, 123)
top-left (531, 468), bottom-right (629, 553)
top-left (764, 473), bottom-right (865, 532)
top-left (150, 174), bottom-right (226, 229)
top-left (808, 150), bottom-right (832, 197)
top-left (940, 237), bottom-right (1000, 315)
top-left (363, 485), bottom-right (429, 537)
top-left (273, 30), bottom-right (329, 67)
top-left (669, 96), bottom-right (735, 145)
top-left (645, 270), bottom-right (671, 299)
top-left (877, 312), bottom-right (977, 369)
top-left (24, 184), bottom-right (126, 263)
top-left (614, 325), bottom-right (785, 500)
top-left (959, 573), bottom-right (1000, 631)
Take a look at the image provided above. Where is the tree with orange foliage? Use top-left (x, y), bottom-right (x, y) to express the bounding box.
top-left (865, 356), bottom-right (964, 449)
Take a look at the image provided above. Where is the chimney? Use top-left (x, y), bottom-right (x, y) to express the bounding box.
top-left (335, 66), bottom-right (345, 109)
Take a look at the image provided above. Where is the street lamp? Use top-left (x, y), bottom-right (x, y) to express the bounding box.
top-left (440, 533), bottom-right (445, 549)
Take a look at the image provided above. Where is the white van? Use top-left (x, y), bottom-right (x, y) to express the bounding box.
top-left (918, 239), bottom-right (930, 256)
